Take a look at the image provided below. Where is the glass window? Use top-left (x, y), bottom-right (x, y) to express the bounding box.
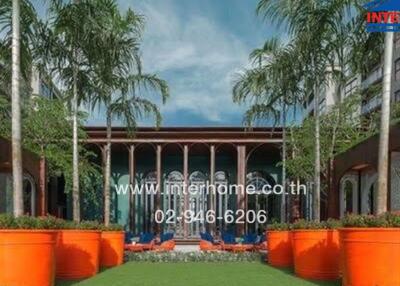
top-left (395, 58), bottom-right (400, 82)
top-left (0, 173), bottom-right (13, 214)
top-left (395, 90), bottom-right (400, 102)
top-left (344, 181), bottom-right (353, 214)
top-left (395, 33), bottom-right (400, 49)
top-left (344, 78), bottom-right (358, 97)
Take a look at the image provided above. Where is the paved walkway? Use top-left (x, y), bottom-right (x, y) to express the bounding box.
top-left (175, 244), bottom-right (199, 252)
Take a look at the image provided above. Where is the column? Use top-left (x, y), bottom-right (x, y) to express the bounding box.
top-left (155, 145), bottom-right (162, 234)
top-left (128, 145), bottom-right (135, 232)
top-left (38, 156), bottom-right (47, 216)
top-left (183, 144), bottom-right (189, 238)
top-left (209, 145), bottom-right (216, 234)
top-left (236, 145), bottom-right (246, 236)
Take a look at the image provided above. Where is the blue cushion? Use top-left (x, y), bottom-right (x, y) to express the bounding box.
top-left (125, 232), bottom-right (134, 244)
top-left (139, 233), bottom-right (154, 244)
top-left (200, 232), bottom-right (214, 243)
top-left (242, 233), bottom-right (258, 244)
top-left (222, 232), bottom-right (236, 244)
top-left (161, 232), bottom-right (174, 242)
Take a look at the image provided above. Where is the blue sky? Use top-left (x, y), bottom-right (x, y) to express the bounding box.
top-left (36, 0), bottom-right (282, 127)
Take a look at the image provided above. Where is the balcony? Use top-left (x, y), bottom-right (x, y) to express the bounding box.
top-left (361, 95), bottom-right (382, 115)
top-left (361, 66), bottom-right (383, 90)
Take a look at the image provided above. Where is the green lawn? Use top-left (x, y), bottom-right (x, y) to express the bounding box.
top-left (56, 262), bottom-right (341, 286)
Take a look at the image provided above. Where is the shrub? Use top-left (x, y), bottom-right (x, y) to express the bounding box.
top-left (61, 220), bottom-right (101, 230)
top-left (292, 218), bottom-right (342, 230)
top-left (125, 251), bottom-right (263, 263)
top-left (100, 223), bottom-right (124, 232)
top-left (267, 222), bottom-right (291, 231)
top-left (0, 214), bottom-right (64, 229)
top-left (342, 213), bottom-right (400, 228)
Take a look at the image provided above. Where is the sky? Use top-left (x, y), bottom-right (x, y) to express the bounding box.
top-left (36, 0), bottom-right (283, 127)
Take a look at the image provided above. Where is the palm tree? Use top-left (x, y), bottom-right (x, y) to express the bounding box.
top-left (376, 32), bottom-right (394, 215)
top-left (11, 0), bottom-right (23, 217)
top-left (233, 38), bottom-right (302, 222)
top-left (256, 0), bottom-right (356, 221)
top-left (86, 1), bottom-right (169, 226)
top-left (1, 0), bottom-right (39, 216)
top-left (43, 0), bottom-right (100, 221)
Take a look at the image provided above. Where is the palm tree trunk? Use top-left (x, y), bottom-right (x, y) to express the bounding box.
top-left (11, 0), bottom-right (23, 217)
top-left (104, 109), bottom-right (112, 226)
top-left (377, 32), bottom-right (394, 215)
top-left (280, 100), bottom-right (287, 222)
top-left (72, 61), bottom-right (80, 222)
top-left (313, 85), bottom-right (321, 222)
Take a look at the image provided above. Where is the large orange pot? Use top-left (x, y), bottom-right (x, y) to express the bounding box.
top-left (292, 229), bottom-right (340, 280)
top-left (267, 230), bottom-right (293, 267)
top-left (56, 230), bottom-right (101, 280)
top-left (100, 231), bottom-right (124, 267)
top-left (340, 228), bottom-right (400, 286)
top-left (0, 230), bottom-right (57, 286)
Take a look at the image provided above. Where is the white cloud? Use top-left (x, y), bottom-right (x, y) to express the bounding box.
top-left (118, 0), bottom-right (252, 125)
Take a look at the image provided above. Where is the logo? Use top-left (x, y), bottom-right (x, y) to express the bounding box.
top-left (364, 0), bottom-right (400, 32)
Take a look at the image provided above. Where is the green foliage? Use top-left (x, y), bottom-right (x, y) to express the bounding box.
top-left (286, 94), bottom-right (376, 183)
top-left (342, 213), bottom-right (400, 228)
top-left (291, 219), bottom-right (342, 230)
top-left (267, 222), bottom-right (291, 231)
top-left (0, 96), bottom-right (102, 200)
top-left (0, 214), bottom-right (124, 230)
top-left (0, 214), bottom-right (64, 229)
top-left (100, 223), bottom-right (124, 232)
top-left (125, 251), bottom-right (263, 263)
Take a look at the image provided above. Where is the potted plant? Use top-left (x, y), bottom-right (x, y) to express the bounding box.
top-left (292, 219), bottom-right (341, 281)
top-left (340, 213), bottom-right (400, 286)
top-left (55, 220), bottom-right (101, 280)
top-left (266, 222), bottom-right (293, 267)
top-left (0, 214), bottom-right (61, 286)
top-left (100, 223), bottom-right (125, 267)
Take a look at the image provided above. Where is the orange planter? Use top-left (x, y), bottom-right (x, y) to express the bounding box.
top-left (100, 231), bottom-right (124, 267)
top-left (0, 230), bottom-right (57, 286)
top-left (292, 230), bottom-right (340, 280)
top-left (56, 230), bottom-right (101, 280)
top-left (267, 230), bottom-right (293, 267)
top-left (340, 228), bottom-right (400, 286)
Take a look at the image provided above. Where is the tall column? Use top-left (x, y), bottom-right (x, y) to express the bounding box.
top-left (39, 156), bottom-right (47, 216)
top-left (236, 145), bottom-right (246, 236)
top-left (155, 145), bottom-right (162, 234)
top-left (183, 144), bottom-right (189, 238)
top-left (128, 145), bottom-right (135, 232)
top-left (209, 145), bottom-right (216, 234)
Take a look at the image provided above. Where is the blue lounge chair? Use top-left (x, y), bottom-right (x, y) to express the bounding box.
top-left (200, 232), bottom-right (215, 243)
top-left (160, 232), bottom-right (174, 243)
top-left (221, 232), bottom-right (236, 250)
top-left (124, 232), bottom-right (134, 244)
top-left (242, 233), bottom-right (258, 244)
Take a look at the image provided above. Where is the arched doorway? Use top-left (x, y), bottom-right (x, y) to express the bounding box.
top-left (339, 174), bottom-right (358, 217)
top-left (164, 171), bottom-right (184, 236)
top-left (246, 171), bottom-right (275, 234)
top-left (189, 171), bottom-right (207, 237)
top-left (143, 171), bottom-right (156, 232)
top-left (215, 171), bottom-right (229, 233)
top-left (0, 172), bottom-right (36, 215)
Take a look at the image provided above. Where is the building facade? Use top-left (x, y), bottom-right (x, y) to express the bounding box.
top-left (81, 127), bottom-right (284, 238)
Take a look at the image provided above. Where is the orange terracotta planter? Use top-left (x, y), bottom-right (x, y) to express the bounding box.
top-left (56, 230), bottom-right (101, 280)
top-left (267, 230), bottom-right (293, 267)
top-left (100, 231), bottom-right (124, 267)
top-left (0, 230), bottom-right (57, 286)
top-left (340, 228), bottom-right (400, 286)
top-left (292, 230), bottom-right (340, 280)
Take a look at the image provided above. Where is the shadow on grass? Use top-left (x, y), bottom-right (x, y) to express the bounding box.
top-left (271, 267), bottom-right (341, 286)
top-left (56, 267), bottom-right (113, 286)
